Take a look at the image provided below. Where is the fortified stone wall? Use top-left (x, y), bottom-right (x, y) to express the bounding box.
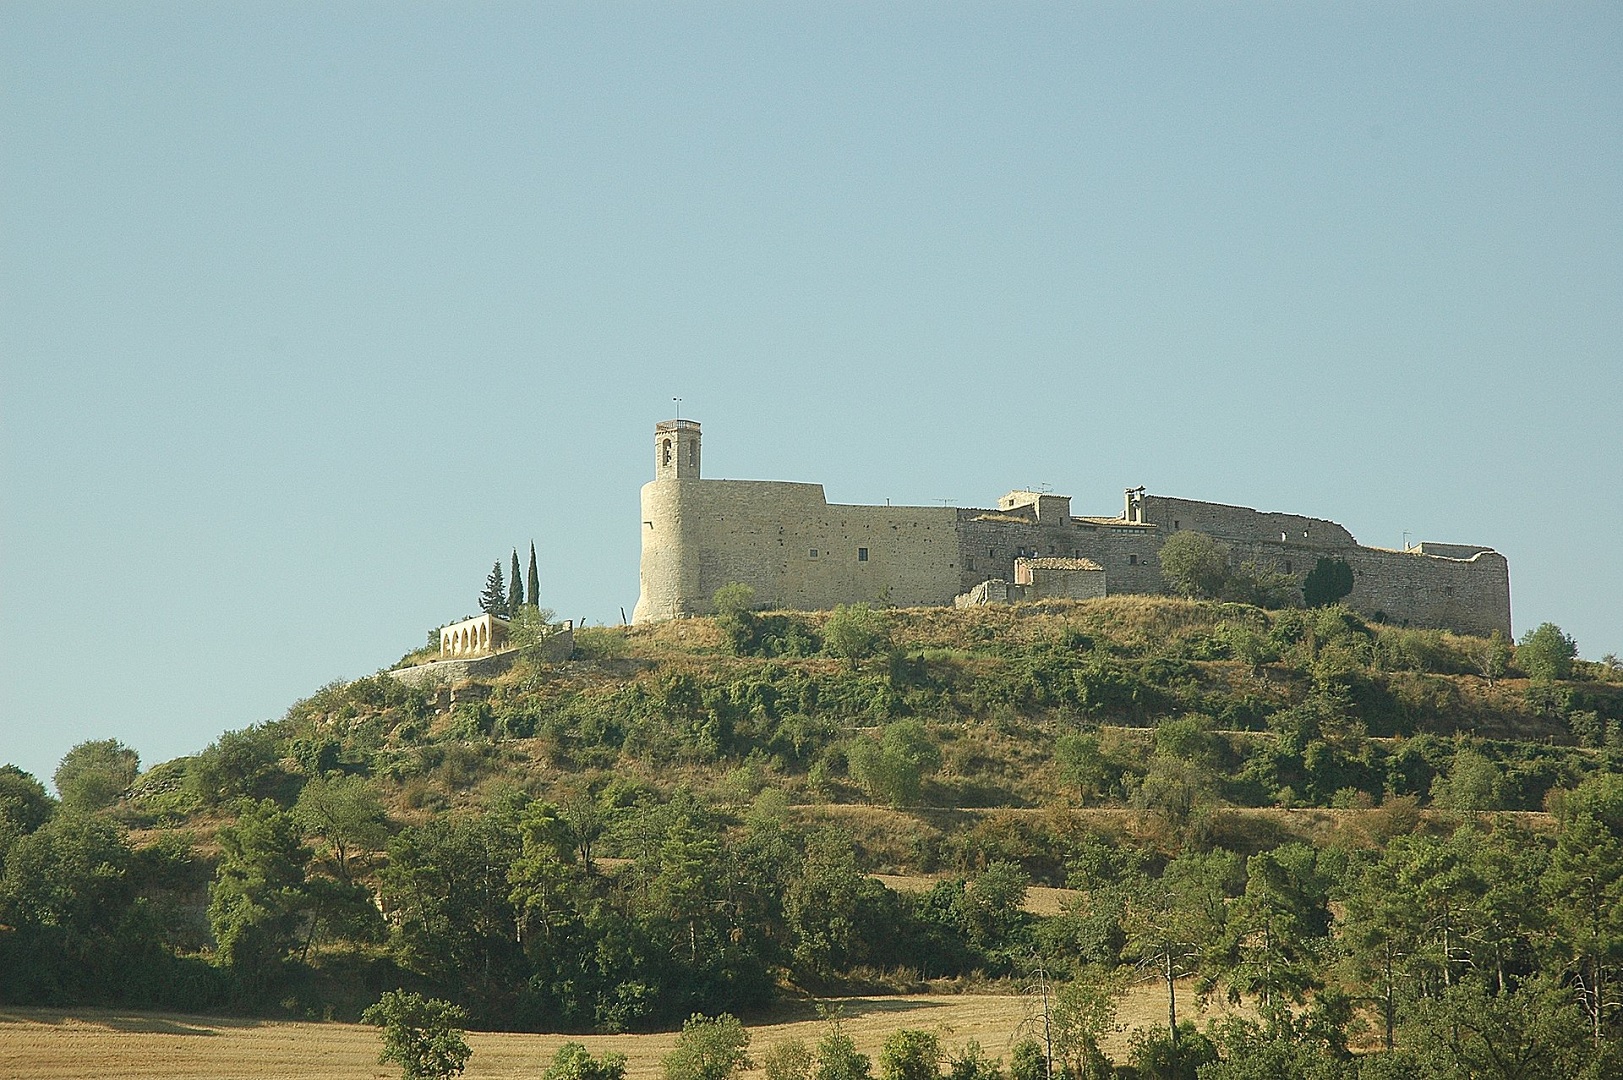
top-left (631, 421), bottom-right (1512, 637)
top-left (953, 512), bottom-right (1164, 596)
top-left (634, 477), bottom-right (961, 621)
top-left (1137, 495), bottom-right (1356, 548)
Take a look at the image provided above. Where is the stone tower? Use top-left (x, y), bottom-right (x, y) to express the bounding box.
top-left (633, 419), bottom-right (703, 623)
top-left (655, 419), bottom-right (701, 480)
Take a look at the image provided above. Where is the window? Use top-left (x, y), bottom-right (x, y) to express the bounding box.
top-left (662, 439), bottom-right (672, 466)
top-left (1284, 560), bottom-right (1292, 574)
top-left (989, 547), bottom-right (996, 557)
top-left (857, 548), bottom-right (869, 562)
top-left (1129, 554), bottom-right (1138, 565)
top-left (809, 549), bottom-right (819, 558)
top-left (1174, 519), bottom-right (1180, 530)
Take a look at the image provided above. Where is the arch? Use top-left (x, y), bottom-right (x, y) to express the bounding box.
top-left (662, 438), bottom-right (672, 466)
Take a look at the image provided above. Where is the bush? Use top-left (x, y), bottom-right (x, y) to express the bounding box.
top-left (824, 604), bottom-right (891, 665)
top-left (53, 739), bottom-right (139, 813)
top-left (544, 1043), bottom-right (628, 1080)
top-left (361, 990), bottom-right (472, 1080)
top-left (664, 1013), bottom-right (752, 1080)
top-left (765, 1039), bottom-right (815, 1080)
top-left (1518, 623), bottom-right (1579, 681)
top-left (880, 1031), bottom-right (941, 1080)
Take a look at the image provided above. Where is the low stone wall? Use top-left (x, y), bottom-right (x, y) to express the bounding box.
top-left (387, 628), bottom-right (574, 689)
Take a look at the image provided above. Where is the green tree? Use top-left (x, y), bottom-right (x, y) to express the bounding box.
top-left (847, 720), bottom-right (941, 807)
top-left (293, 773), bottom-right (388, 883)
top-left (1341, 847), bottom-right (1428, 1050)
top-left (1049, 975), bottom-right (1119, 1080)
top-left (1301, 558), bottom-right (1354, 608)
top-left (509, 549), bottom-right (524, 613)
top-left (1476, 630), bottom-right (1512, 685)
top-left (663, 1013), bottom-right (752, 1080)
top-left (1429, 748), bottom-right (1505, 813)
top-left (480, 561), bottom-right (507, 617)
top-left (1054, 733), bottom-right (1113, 804)
top-left (785, 828), bottom-right (870, 977)
top-left (945, 1041), bottom-right (1004, 1080)
top-left (544, 1043), bottom-right (628, 1080)
top-left (1401, 974), bottom-right (1592, 1080)
top-left (1007, 1040), bottom-right (1043, 1080)
top-left (1157, 531), bottom-right (1231, 600)
top-left (823, 603), bottom-right (890, 666)
top-left (764, 1039), bottom-right (815, 1080)
top-left (381, 814), bottom-right (524, 1017)
top-left (527, 541), bottom-right (541, 609)
top-left (1518, 622), bottom-right (1578, 681)
top-left (207, 799), bottom-right (311, 991)
top-left (362, 990), bottom-right (473, 1080)
top-left (52, 738), bottom-right (139, 812)
top-left (880, 1029), bottom-right (941, 1080)
top-left (0, 811), bottom-right (137, 999)
top-left (1543, 773), bottom-right (1623, 1043)
top-left (0, 765), bottom-right (55, 859)
top-left (1216, 844), bottom-right (1331, 1022)
top-left (1120, 853), bottom-right (1232, 1068)
top-left (816, 1017), bottom-right (873, 1080)
top-left (713, 583), bottom-right (759, 656)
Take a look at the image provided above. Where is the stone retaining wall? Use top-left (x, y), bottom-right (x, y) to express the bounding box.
top-left (387, 628), bottom-right (574, 688)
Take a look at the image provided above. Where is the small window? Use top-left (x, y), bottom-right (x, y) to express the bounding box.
top-left (968, 558), bottom-right (975, 572)
top-left (857, 548), bottom-right (869, 562)
top-left (1129, 554), bottom-right (1138, 566)
top-left (809, 549), bottom-right (819, 558)
top-left (1284, 560), bottom-right (1292, 574)
top-left (989, 548), bottom-right (996, 558)
top-left (1174, 519), bottom-right (1180, 530)
top-left (662, 439), bottom-right (672, 466)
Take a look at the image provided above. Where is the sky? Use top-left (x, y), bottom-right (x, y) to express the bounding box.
top-left (3, 3), bottom-right (1619, 789)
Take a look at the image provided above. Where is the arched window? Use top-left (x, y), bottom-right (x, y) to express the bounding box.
top-left (662, 439), bottom-right (672, 466)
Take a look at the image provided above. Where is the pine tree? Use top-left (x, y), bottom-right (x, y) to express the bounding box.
top-left (509, 549), bottom-right (524, 614)
top-left (480, 561), bottom-right (507, 617)
top-left (527, 542), bottom-right (540, 609)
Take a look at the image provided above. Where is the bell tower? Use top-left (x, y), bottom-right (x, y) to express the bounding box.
top-left (654, 419), bottom-right (701, 481)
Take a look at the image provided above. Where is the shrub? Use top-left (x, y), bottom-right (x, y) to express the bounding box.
top-left (544, 1043), bottom-right (628, 1080)
top-left (361, 990), bottom-right (472, 1080)
top-left (53, 739), bottom-right (139, 813)
top-left (1159, 532), bottom-right (1231, 600)
top-left (765, 1039), bottom-right (815, 1080)
top-left (663, 1013), bottom-right (752, 1080)
top-left (824, 604), bottom-right (891, 665)
top-left (880, 1030), bottom-right (941, 1080)
top-left (1518, 623), bottom-right (1579, 681)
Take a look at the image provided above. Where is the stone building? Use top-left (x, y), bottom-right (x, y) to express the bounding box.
top-left (632, 420), bottom-right (1512, 637)
top-left (439, 613), bottom-right (509, 657)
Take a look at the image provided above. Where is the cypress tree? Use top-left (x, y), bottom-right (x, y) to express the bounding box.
top-left (480, 562), bottom-right (507, 616)
top-left (509, 549), bottom-right (524, 614)
top-left (527, 542), bottom-right (540, 608)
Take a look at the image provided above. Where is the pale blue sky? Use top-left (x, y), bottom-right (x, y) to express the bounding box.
top-left (4, 4), bottom-right (1619, 787)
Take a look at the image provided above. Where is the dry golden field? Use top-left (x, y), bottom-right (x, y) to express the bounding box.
top-left (0, 984), bottom-right (1236, 1080)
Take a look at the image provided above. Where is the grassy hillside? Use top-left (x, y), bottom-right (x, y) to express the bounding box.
top-left (4, 596), bottom-right (1623, 1075)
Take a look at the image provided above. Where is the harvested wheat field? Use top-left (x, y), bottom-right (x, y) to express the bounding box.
top-left (0, 985), bottom-right (1235, 1080)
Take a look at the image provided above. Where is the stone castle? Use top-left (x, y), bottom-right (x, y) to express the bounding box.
top-left (632, 420), bottom-right (1512, 638)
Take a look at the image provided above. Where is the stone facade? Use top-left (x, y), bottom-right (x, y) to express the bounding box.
top-left (632, 421), bottom-right (1512, 637)
top-left (440, 613), bottom-right (509, 657)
